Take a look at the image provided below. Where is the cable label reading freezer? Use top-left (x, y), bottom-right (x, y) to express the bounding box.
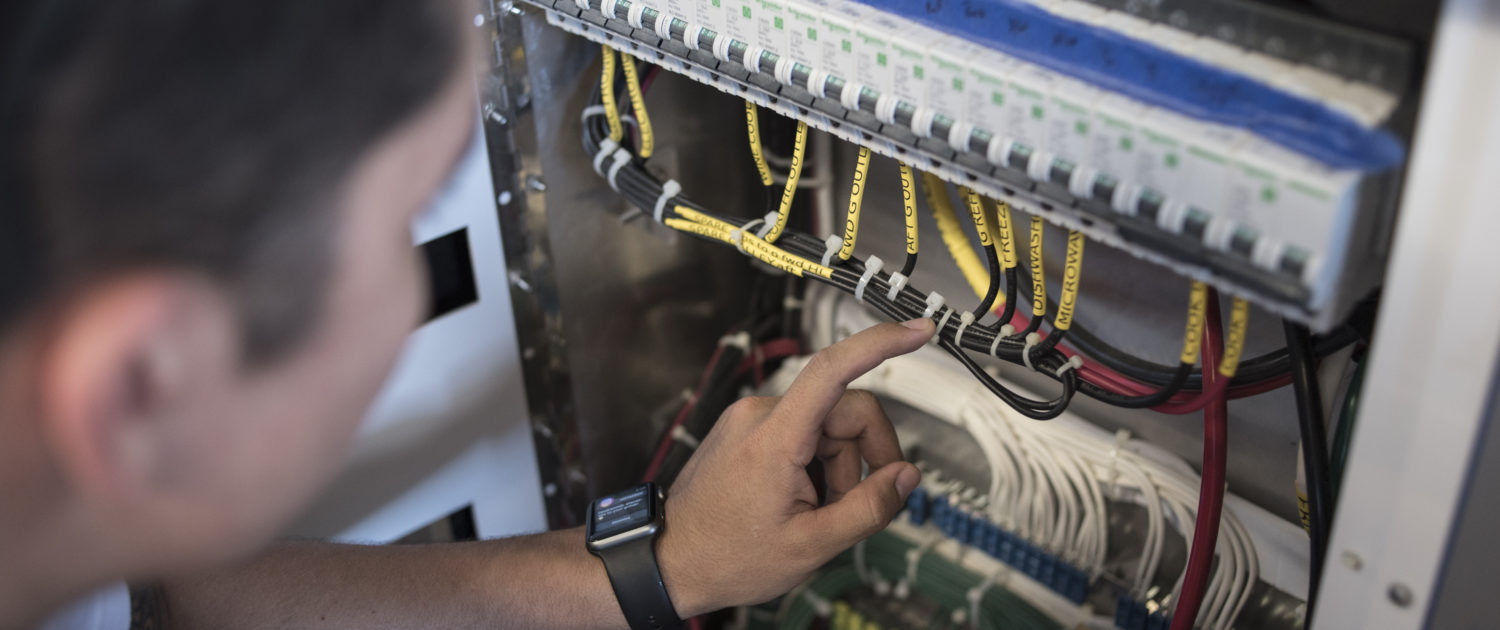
top-left (993, 199), bottom-right (1018, 269)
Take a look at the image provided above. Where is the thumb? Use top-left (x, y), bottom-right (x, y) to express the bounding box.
top-left (791, 462), bottom-right (921, 555)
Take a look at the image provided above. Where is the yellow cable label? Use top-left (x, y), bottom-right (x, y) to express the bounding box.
top-left (663, 217), bottom-right (732, 243)
top-left (600, 46), bottom-right (623, 143)
top-left (960, 186), bottom-right (992, 247)
top-left (992, 199), bottom-right (1019, 269)
top-left (837, 145), bottom-right (871, 261)
top-left (763, 120), bottom-right (807, 243)
top-left (1053, 230), bottom-right (1085, 330)
top-left (741, 232), bottom-right (833, 279)
top-left (1220, 297), bottom-right (1251, 377)
top-left (1180, 282), bottom-right (1208, 365)
top-left (671, 206), bottom-right (737, 232)
top-left (621, 55), bottom-right (654, 158)
top-left (900, 163), bottom-right (918, 255)
top-left (744, 100), bottom-right (773, 187)
top-left (665, 216), bottom-right (831, 278)
top-left (1029, 215), bottom-right (1047, 317)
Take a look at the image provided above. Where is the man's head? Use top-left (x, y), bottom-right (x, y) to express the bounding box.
top-left (0, 0), bottom-right (476, 607)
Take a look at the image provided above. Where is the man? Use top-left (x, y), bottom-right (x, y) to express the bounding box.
top-left (0, 0), bottom-right (933, 628)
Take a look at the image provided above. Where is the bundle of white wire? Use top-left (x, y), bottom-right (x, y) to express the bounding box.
top-left (774, 287), bottom-right (1276, 628)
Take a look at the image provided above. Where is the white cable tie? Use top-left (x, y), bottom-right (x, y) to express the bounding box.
top-left (654, 12), bottom-right (673, 39)
top-left (854, 539), bottom-right (871, 583)
top-left (580, 104), bottom-right (606, 123)
top-left (800, 589), bottom-right (833, 618)
top-left (719, 331), bottom-right (752, 352)
top-left (592, 137), bottom-right (619, 174)
top-left (989, 330), bottom-right (1005, 358)
top-left (967, 568), bottom-right (1009, 630)
top-left (774, 57), bottom-right (795, 85)
top-left (1021, 332), bottom-right (1042, 372)
top-left (905, 538), bottom-right (940, 590)
top-left (840, 81), bottom-right (863, 112)
top-left (934, 307), bottom-right (954, 343)
top-left (652, 179), bottom-right (682, 223)
top-left (854, 255), bottom-right (884, 304)
top-left (885, 271), bottom-right (909, 302)
top-left (670, 425), bottom-right (701, 450)
top-left (999, 323), bottom-right (1016, 338)
top-left (713, 32), bottom-right (734, 62)
top-left (626, 1), bottom-right (647, 27)
top-left (729, 219), bottom-right (765, 253)
top-left (820, 235), bottom-right (844, 267)
top-left (1052, 355), bottom-right (1084, 378)
top-left (1105, 428), bottom-right (1131, 497)
top-left (783, 295), bottom-right (803, 311)
top-left (754, 211), bottom-right (779, 238)
top-left (618, 208), bottom-right (643, 224)
top-left (954, 311), bottom-right (976, 347)
top-left (606, 148), bottom-right (631, 191)
top-left (922, 292), bottom-right (946, 318)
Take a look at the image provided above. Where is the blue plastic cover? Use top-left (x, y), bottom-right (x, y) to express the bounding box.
top-left (851, 0), bottom-right (1404, 172)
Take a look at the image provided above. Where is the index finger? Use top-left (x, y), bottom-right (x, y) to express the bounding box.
top-left (768, 319), bottom-right (934, 458)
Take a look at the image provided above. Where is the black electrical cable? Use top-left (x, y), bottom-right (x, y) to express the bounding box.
top-left (1285, 319), bottom-right (1332, 625)
top-left (899, 251), bottom-right (917, 278)
top-left (996, 267), bottom-right (1019, 330)
top-left (974, 244), bottom-right (1003, 319)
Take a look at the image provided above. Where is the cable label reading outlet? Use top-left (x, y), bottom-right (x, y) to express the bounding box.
top-left (900, 164), bottom-right (918, 255)
top-left (838, 146), bottom-right (871, 261)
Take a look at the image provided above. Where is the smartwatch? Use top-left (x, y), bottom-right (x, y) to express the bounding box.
top-left (586, 482), bottom-right (685, 630)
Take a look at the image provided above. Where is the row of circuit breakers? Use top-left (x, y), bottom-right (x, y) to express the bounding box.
top-left (525, 0), bottom-right (1412, 331)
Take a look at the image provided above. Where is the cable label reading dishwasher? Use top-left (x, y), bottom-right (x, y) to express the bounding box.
top-left (1181, 282), bottom-right (1209, 365)
top-left (1054, 231), bottom-right (1085, 330)
top-left (900, 164), bottom-right (918, 255)
top-left (1029, 216), bottom-right (1046, 317)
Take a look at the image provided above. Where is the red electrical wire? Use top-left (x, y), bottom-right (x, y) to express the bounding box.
top-left (1000, 309), bottom-right (1285, 407)
top-left (1169, 291), bottom-right (1229, 630)
top-left (641, 338), bottom-right (805, 483)
top-left (641, 342), bottom-right (727, 483)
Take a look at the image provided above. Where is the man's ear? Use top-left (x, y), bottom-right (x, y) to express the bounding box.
top-left (37, 273), bottom-right (240, 500)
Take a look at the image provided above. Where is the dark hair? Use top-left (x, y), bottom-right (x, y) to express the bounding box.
top-left (0, 0), bottom-right (462, 362)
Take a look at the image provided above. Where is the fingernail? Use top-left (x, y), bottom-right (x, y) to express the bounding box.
top-left (901, 318), bottom-right (932, 331)
top-left (895, 465), bottom-right (921, 501)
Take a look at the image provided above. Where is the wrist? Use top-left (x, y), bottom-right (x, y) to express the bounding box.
top-left (656, 524), bottom-right (713, 618)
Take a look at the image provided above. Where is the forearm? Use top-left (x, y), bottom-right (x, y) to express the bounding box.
top-left (153, 528), bottom-right (629, 630)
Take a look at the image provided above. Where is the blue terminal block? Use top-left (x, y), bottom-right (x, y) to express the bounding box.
top-left (906, 486), bottom-right (930, 525)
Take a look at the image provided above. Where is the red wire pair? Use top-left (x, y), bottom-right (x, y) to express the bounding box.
top-left (1169, 292), bottom-right (1229, 630)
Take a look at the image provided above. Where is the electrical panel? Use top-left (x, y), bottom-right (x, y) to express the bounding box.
top-left (522, 0), bottom-right (1411, 331)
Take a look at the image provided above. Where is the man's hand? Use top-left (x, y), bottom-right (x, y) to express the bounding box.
top-left (657, 319), bottom-right (935, 617)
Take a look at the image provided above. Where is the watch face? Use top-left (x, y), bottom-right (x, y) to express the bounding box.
top-left (591, 484), bottom-right (656, 541)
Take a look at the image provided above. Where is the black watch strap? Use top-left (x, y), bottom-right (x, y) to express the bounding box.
top-left (596, 539), bottom-right (684, 630)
